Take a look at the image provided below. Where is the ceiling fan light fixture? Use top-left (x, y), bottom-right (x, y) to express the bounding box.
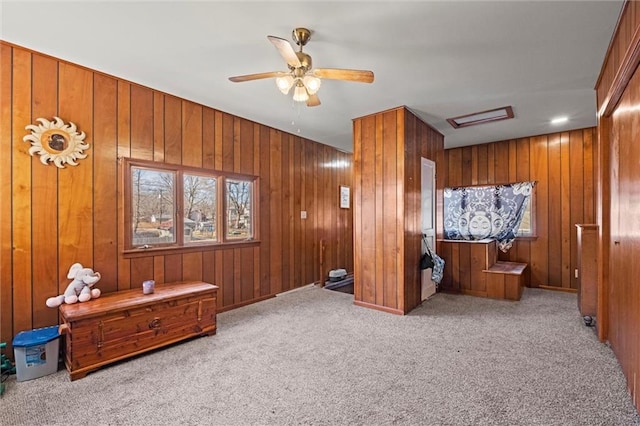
top-left (228, 27), bottom-right (374, 108)
top-left (303, 75), bottom-right (321, 95)
top-left (276, 75), bottom-right (294, 94)
top-left (293, 83), bottom-right (309, 102)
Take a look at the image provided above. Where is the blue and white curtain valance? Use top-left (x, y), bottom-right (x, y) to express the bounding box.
top-left (443, 181), bottom-right (535, 252)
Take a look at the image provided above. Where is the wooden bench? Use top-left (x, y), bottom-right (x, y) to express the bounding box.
top-left (483, 261), bottom-right (527, 301)
top-left (438, 239), bottom-right (528, 301)
top-left (59, 281), bottom-right (218, 380)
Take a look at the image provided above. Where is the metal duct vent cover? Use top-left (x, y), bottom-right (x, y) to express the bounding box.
top-left (447, 106), bottom-right (514, 129)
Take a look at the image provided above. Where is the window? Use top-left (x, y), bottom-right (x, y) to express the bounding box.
top-left (443, 181), bottom-right (535, 252)
top-left (125, 159), bottom-right (256, 251)
top-left (516, 186), bottom-right (536, 238)
top-left (226, 179), bottom-right (252, 239)
top-left (131, 167), bottom-right (176, 246)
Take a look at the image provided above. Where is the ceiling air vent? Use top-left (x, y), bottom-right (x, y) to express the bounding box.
top-left (447, 106), bottom-right (514, 129)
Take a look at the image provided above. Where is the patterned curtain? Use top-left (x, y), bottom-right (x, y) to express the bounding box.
top-left (443, 181), bottom-right (535, 252)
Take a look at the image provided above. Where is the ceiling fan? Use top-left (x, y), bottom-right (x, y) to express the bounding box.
top-left (228, 28), bottom-right (374, 107)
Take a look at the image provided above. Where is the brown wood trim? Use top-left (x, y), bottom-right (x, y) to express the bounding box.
top-left (538, 285), bottom-right (577, 294)
top-left (596, 119), bottom-right (611, 343)
top-left (600, 21), bottom-right (640, 117)
top-left (353, 300), bottom-right (405, 315)
top-left (594, 0), bottom-right (630, 91)
top-left (217, 294), bottom-right (275, 313)
top-left (123, 240), bottom-right (261, 258)
top-left (462, 289), bottom-right (488, 298)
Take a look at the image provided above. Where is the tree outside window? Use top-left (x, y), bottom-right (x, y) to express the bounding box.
top-left (131, 167), bottom-right (176, 246)
top-left (226, 179), bottom-right (252, 239)
top-left (184, 174), bottom-right (217, 243)
top-left (126, 159), bottom-right (256, 250)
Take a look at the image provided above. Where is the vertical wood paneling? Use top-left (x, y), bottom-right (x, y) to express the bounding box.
top-left (458, 244), bottom-right (471, 290)
top-left (164, 96), bottom-right (182, 164)
top-left (477, 144), bottom-right (488, 184)
top-left (530, 135), bottom-right (549, 287)
top-left (269, 129), bottom-right (283, 294)
top-left (293, 137), bottom-right (302, 288)
top-left (462, 147), bottom-right (473, 185)
top-left (222, 113), bottom-right (233, 172)
top-left (58, 62), bottom-right (94, 297)
top-left (360, 115), bottom-right (376, 305)
top-left (448, 149), bottom-right (462, 187)
top-left (202, 108), bottom-right (215, 169)
top-left (11, 48), bottom-right (33, 334)
top-left (569, 130), bottom-right (585, 290)
top-left (182, 102), bottom-right (202, 168)
top-left (288, 136), bottom-right (297, 288)
top-left (259, 126), bottom-right (271, 294)
top-left (131, 257), bottom-right (153, 287)
top-left (353, 119), bottom-right (363, 300)
top-left (354, 107), bottom-right (444, 314)
top-left (303, 141), bottom-right (315, 284)
top-left (547, 133), bottom-right (562, 286)
top-left (222, 250), bottom-right (234, 305)
top-left (443, 129), bottom-right (596, 291)
top-left (153, 256), bottom-right (165, 284)
top-left (516, 138), bottom-right (531, 283)
top-left (560, 132), bottom-right (571, 288)
top-left (583, 128), bottom-right (595, 223)
top-left (599, 7), bottom-right (640, 405)
top-left (182, 252), bottom-right (203, 282)
top-left (153, 93), bottom-right (165, 162)
top-left (382, 111), bottom-right (398, 309)
top-left (373, 114), bottom-right (384, 306)
top-left (2, 41), bottom-right (352, 354)
top-left (93, 74), bottom-right (118, 295)
top-left (0, 44), bottom-right (14, 351)
top-left (117, 81), bottom-right (131, 290)
top-left (30, 54), bottom-right (59, 328)
top-left (494, 142), bottom-right (509, 184)
top-left (281, 135), bottom-right (292, 291)
top-left (214, 111), bottom-right (223, 171)
top-left (130, 85), bottom-right (153, 161)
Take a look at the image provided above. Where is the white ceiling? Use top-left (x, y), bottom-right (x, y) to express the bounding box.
top-left (0, 1), bottom-right (623, 153)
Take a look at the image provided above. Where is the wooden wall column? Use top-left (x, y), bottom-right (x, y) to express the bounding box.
top-left (352, 107), bottom-right (444, 315)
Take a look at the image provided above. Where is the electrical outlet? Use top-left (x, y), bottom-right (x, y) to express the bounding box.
top-left (574, 268), bottom-right (578, 278)
top-left (301, 211), bottom-right (307, 219)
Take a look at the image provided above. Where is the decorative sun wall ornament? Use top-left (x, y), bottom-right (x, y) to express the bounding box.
top-left (23, 116), bottom-right (88, 168)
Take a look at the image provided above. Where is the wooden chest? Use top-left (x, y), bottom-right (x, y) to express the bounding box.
top-left (59, 281), bottom-right (218, 380)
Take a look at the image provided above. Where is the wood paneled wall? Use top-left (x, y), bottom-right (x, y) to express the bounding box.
top-left (595, 0), bottom-right (640, 411)
top-left (0, 41), bottom-right (353, 354)
top-left (352, 107), bottom-right (445, 315)
top-left (443, 128), bottom-right (597, 290)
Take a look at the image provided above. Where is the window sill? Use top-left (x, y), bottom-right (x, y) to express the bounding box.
top-left (123, 239), bottom-right (260, 258)
top-left (515, 235), bottom-right (538, 241)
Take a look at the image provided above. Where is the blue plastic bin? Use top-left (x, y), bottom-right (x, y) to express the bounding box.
top-left (13, 325), bottom-right (60, 381)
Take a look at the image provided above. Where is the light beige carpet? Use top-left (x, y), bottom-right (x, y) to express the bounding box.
top-left (1, 285), bottom-right (638, 425)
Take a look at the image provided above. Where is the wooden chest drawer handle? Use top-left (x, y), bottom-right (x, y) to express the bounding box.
top-left (149, 318), bottom-right (161, 329)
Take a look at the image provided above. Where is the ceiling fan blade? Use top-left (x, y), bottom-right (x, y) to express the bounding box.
top-left (307, 93), bottom-right (321, 107)
top-left (313, 68), bottom-right (374, 83)
top-left (267, 35), bottom-right (302, 68)
top-left (229, 71), bottom-right (288, 83)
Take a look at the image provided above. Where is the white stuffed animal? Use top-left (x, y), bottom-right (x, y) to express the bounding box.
top-left (46, 263), bottom-right (102, 308)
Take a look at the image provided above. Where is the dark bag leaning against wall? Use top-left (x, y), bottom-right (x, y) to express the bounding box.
top-left (420, 251), bottom-right (434, 270)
